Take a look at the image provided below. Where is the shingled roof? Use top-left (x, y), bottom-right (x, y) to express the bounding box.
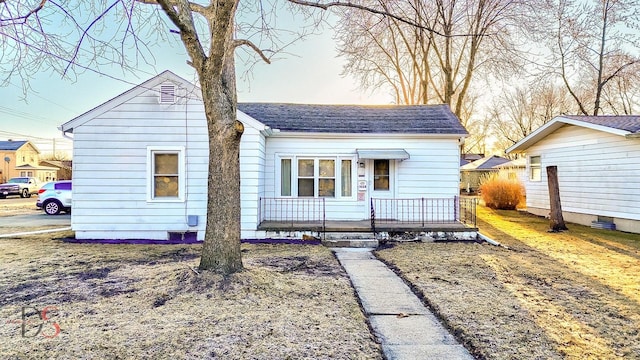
top-left (237, 103), bottom-right (467, 135)
top-left (0, 140), bottom-right (28, 151)
top-left (461, 155), bottom-right (510, 171)
top-left (561, 115), bottom-right (640, 133)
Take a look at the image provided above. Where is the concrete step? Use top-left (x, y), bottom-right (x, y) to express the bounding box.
top-left (323, 239), bottom-right (379, 248)
top-left (324, 232), bottom-right (375, 240)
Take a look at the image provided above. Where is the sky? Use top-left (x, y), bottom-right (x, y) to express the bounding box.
top-left (0, 9), bottom-right (390, 157)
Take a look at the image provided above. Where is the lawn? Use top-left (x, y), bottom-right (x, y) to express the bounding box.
top-left (0, 233), bottom-right (381, 359)
top-left (376, 206), bottom-right (640, 360)
top-left (3, 206), bottom-right (640, 359)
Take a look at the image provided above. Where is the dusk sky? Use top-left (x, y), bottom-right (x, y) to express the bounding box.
top-left (0, 11), bottom-right (389, 156)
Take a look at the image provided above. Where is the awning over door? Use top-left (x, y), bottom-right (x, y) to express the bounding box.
top-left (356, 149), bottom-right (410, 160)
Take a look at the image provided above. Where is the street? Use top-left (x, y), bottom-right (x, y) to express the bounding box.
top-left (0, 196), bottom-right (70, 227)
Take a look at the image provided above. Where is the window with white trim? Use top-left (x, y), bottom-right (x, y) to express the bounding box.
top-left (529, 155), bottom-right (541, 181)
top-left (147, 147), bottom-right (185, 201)
top-left (279, 156), bottom-right (354, 198)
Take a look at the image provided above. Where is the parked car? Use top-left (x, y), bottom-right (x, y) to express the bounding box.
top-left (36, 181), bottom-right (72, 215)
top-left (0, 177), bottom-right (40, 198)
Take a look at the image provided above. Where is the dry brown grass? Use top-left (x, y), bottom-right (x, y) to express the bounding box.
top-left (376, 206), bottom-right (640, 360)
top-left (0, 233), bottom-right (381, 359)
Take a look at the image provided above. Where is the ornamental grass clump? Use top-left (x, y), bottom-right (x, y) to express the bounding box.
top-left (479, 173), bottom-right (524, 210)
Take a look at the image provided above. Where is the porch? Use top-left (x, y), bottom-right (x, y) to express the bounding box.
top-left (257, 197), bottom-right (478, 236)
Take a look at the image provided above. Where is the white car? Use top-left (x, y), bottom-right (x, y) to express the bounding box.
top-left (36, 181), bottom-right (72, 215)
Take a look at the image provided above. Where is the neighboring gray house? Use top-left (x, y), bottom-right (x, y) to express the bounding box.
top-left (507, 115), bottom-right (640, 233)
top-left (60, 71), bottom-right (470, 241)
top-left (460, 155), bottom-right (510, 193)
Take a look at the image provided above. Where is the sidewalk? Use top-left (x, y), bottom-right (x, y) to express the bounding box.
top-left (333, 248), bottom-right (474, 360)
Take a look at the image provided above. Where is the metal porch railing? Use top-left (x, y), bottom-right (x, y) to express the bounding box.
top-left (258, 197), bottom-right (326, 231)
top-left (370, 196), bottom-right (476, 230)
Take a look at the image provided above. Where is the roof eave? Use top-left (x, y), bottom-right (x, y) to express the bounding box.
top-left (269, 131), bottom-right (467, 139)
top-left (625, 132), bottom-right (640, 139)
top-left (506, 116), bottom-right (632, 154)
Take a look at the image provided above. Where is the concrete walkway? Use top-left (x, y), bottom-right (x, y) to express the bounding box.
top-left (333, 248), bottom-right (474, 360)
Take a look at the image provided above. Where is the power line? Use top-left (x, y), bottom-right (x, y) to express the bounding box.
top-left (0, 130), bottom-right (66, 141)
top-left (8, 82), bottom-right (77, 113)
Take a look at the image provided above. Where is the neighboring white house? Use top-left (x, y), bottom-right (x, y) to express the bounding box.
top-left (493, 157), bottom-right (527, 186)
top-left (506, 115), bottom-right (640, 233)
top-left (59, 71), bottom-right (468, 241)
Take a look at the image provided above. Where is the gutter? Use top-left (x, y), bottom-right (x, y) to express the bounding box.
top-left (61, 129), bottom-right (73, 141)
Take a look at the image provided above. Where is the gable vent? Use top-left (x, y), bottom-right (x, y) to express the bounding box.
top-left (160, 84), bottom-right (176, 103)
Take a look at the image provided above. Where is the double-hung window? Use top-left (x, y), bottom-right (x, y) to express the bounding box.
top-left (529, 155), bottom-right (541, 181)
top-left (147, 146), bottom-right (185, 201)
top-left (280, 157), bottom-right (354, 198)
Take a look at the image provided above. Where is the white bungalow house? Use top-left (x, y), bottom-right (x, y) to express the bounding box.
top-left (506, 115), bottom-right (640, 233)
top-left (60, 71), bottom-right (471, 241)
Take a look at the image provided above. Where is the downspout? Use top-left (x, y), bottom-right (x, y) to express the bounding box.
top-left (477, 232), bottom-right (509, 250)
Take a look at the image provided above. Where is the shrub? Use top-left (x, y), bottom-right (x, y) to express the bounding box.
top-left (479, 173), bottom-right (524, 210)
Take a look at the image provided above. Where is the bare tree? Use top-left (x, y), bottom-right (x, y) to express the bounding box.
top-left (490, 83), bottom-right (573, 148)
top-left (535, 0), bottom-right (640, 115)
top-left (332, 1), bottom-right (528, 114)
top-left (1, 0), bottom-right (471, 274)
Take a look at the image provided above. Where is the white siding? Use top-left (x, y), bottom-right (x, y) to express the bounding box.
top-left (524, 124), bottom-right (640, 222)
top-left (262, 135), bottom-right (461, 221)
top-left (69, 75), bottom-right (462, 239)
top-left (72, 83), bottom-right (209, 240)
top-left (239, 127), bottom-right (266, 239)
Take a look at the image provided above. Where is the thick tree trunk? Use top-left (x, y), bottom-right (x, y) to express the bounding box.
top-left (198, 58), bottom-right (244, 273)
top-left (547, 165), bottom-right (568, 232)
top-left (196, 1), bottom-right (243, 273)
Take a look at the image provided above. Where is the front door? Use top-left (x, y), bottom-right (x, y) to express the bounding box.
top-left (368, 159), bottom-right (396, 217)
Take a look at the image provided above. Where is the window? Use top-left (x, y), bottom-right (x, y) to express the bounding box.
top-left (279, 156), bottom-right (354, 198)
top-left (529, 156), bottom-right (541, 181)
top-left (341, 160), bottom-right (352, 197)
top-left (147, 147), bottom-right (185, 201)
top-left (374, 160), bottom-right (390, 190)
top-left (318, 160), bottom-right (335, 197)
top-left (55, 182), bottom-right (72, 191)
top-left (281, 159), bottom-right (291, 196)
top-left (297, 159), bottom-right (315, 196)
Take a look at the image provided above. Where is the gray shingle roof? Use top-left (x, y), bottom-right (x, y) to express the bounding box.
top-left (562, 115), bottom-right (640, 133)
top-left (0, 140), bottom-right (27, 151)
top-left (461, 155), bottom-right (510, 170)
top-left (237, 103), bottom-right (467, 135)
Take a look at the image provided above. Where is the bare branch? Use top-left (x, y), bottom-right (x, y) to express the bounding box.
top-left (287, 0), bottom-right (489, 38)
top-left (154, 0), bottom-right (206, 70)
top-left (234, 39), bottom-right (271, 64)
top-left (0, 0), bottom-right (46, 25)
